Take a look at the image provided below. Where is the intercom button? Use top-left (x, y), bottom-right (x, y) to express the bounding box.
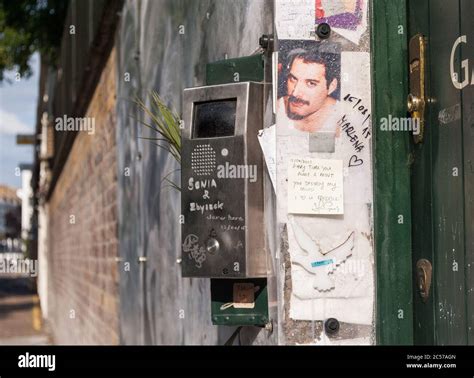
top-left (206, 238), bottom-right (220, 255)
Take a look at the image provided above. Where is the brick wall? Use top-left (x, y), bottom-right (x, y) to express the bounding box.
top-left (46, 49), bottom-right (119, 344)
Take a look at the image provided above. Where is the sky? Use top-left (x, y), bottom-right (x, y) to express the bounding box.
top-left (0, 53), bottom-right (39, 189)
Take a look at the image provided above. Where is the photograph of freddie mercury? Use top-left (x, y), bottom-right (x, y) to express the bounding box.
top-left (277, 40), bottom-right (344, 153)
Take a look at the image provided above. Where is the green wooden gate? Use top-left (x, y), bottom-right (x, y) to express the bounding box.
top-left (373, 0), bottom-right (474, 345)
top-left (409, 0), bottom-right (474, 345)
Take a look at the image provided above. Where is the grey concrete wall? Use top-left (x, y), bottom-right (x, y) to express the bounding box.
top-left (115, 0), bottom-right (276, 345)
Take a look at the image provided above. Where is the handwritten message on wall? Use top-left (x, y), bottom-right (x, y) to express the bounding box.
top-left (288, 157), bottom-right (344, 215)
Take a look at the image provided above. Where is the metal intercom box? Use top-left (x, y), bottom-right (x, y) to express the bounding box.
top-left (181, 82), bottom-right (266, 278)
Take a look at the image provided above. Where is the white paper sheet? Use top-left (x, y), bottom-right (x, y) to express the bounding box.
top-left (276, 51), bottom-right (375, 324)
top-left (275, 0), bottom-right (315, 40)
top-left (257, 126), bottom-right (277, 191)
top-left (287, 157), bottom-right (344, 215)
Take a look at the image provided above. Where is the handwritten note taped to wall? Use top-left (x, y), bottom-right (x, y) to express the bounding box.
top-left (288, 157), bottom-right (344, 215)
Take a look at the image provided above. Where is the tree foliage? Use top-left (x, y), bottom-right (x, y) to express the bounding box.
top-left (0, 0), bottom-right (69, 82)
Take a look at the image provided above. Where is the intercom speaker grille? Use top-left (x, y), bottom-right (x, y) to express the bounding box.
top-left (191, 144), bottom-right (216, 176)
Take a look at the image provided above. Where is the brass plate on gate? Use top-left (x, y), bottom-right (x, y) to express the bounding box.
top-left (408, 34), bottom-right (427, 144)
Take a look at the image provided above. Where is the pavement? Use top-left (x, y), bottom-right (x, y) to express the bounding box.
top-left (0, 274), bottom-right (51, 345)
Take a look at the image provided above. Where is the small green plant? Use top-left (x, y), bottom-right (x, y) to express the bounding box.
top-left (134, 91), bottom-right (181, 191)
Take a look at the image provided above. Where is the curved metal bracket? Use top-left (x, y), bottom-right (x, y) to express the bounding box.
top-left (416, 258), bottom-right (432, 303)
